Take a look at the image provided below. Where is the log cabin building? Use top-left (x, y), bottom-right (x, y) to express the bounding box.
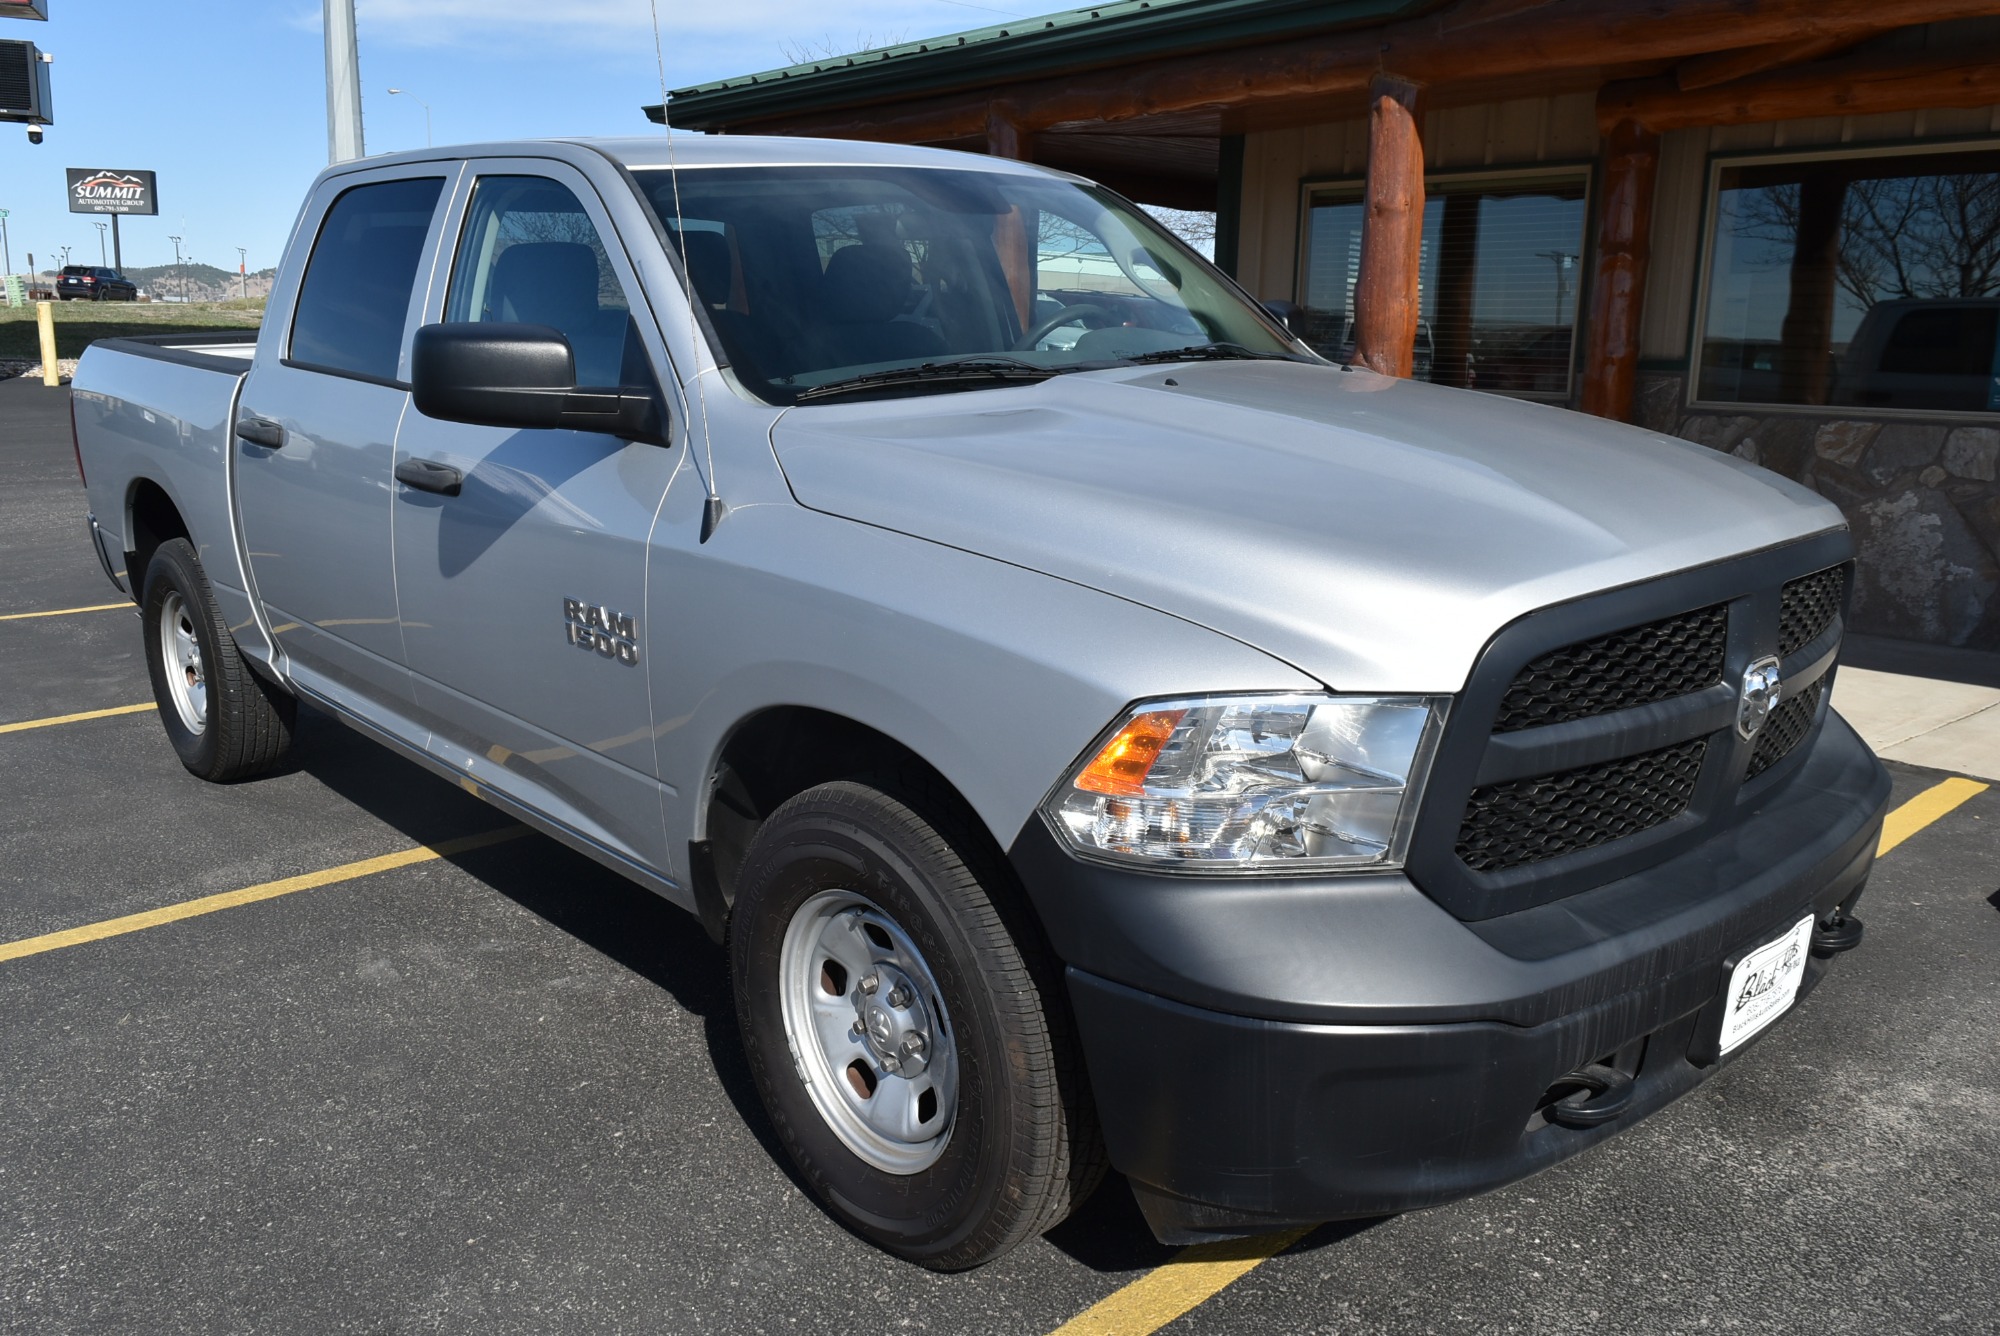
top-left (650, 0), bottom-right (2000, 649)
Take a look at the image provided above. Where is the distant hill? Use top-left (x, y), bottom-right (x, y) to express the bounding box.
top-left (122, 263), bottom-right (278, 302)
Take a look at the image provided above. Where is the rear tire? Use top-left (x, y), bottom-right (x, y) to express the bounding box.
top-left (141, 537), bottom-right (295, 782)
top-left (730, 779), bottom-right (1103, 1270)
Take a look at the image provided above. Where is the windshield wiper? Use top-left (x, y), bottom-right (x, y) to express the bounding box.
top-left (794, 356), bottom-right (1065, 403)
top-left (1118, 342), bottom-right (1299, 366)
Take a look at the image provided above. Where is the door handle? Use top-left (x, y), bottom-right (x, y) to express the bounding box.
top-left (234, 417), bottom-right (286, 449)
top-left (395, 456), bottom-right (464, 497)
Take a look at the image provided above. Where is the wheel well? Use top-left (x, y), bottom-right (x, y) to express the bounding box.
top-left (698, 707), bottom-right (983, 930)
top-left (126, 479), bottom-right (190, 593)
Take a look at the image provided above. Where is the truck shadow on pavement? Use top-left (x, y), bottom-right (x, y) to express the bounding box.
top-left (279, 703), bottom-right (1227, 1273)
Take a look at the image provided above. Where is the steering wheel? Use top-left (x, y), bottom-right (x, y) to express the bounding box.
top-left (1013, 303), bottom-right (1117, 352)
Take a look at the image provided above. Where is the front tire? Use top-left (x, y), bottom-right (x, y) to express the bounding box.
top-left (141, 537), bottom-right (295, 781)
top-left (731, 780), bottom-right (1102, 1269)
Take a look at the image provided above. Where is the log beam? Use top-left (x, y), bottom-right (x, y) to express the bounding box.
top-left (1579, 119), bottom-right (1659, 423)
top-left (707, 0), bottom-right (2000, 143)
top-left (1603, 47), bottom-right (2000, 132)
top-left (1674, 35), bottom-right (1855, 92)
top-left (1352, 74), bottom-right (1426, 379)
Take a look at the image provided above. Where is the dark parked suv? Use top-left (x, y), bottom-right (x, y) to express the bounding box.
top-left (57, 265), bottom-right (138, 301)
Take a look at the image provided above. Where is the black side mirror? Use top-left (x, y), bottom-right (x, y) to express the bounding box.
top-left (1262, 300), bottom-right (1302, 334)
top-left (411, 322), bottom-right (668, 445)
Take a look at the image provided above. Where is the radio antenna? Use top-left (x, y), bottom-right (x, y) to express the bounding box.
top-left (650, 0), bottom-right (725, 542)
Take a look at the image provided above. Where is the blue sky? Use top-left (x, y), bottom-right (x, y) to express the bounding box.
top-left (0, 0), bottom-right (1074, 278)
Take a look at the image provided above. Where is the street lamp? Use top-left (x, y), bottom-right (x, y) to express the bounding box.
top-left (93, 220), bottom-right (107, 266)
top-left (386, 87), bottom-right (432, 148)
top-left (237, 246), bottom-right (247, 301)
top-left (0, 208), bottom-right (11, 279)
top-left (168, 234), bottom-right (183, 304)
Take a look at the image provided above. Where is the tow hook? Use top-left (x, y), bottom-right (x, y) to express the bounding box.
top-left (1812, 911), bottom-right (1864, 956)
top-left (1543, 1063), bottom-right (1635, 1129)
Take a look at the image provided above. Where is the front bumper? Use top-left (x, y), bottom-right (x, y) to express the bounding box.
top-left (1010, 712), bottom-right (1890, 1242)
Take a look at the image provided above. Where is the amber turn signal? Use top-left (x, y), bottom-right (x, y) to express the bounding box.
top-left (1074, 708), bottom-right (1187, 796)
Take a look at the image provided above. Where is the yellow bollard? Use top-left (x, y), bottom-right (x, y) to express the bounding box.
top-left (36, 299), bottom-right (59, 387)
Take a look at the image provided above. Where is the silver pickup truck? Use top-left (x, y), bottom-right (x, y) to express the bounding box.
top-left (71, 136), bottom-right (1890, 1269)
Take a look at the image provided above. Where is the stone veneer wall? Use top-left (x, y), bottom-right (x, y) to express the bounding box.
top-left (1636, 374), bottom-right (2000, 651)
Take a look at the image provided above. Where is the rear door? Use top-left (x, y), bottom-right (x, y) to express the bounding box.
top-left (234, 165), bottom-right (458, 718)
top-left (390, 160), bottom-right (682, 872)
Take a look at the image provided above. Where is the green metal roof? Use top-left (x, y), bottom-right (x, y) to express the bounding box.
top-left (654, 0), bottom-right (1440, 131)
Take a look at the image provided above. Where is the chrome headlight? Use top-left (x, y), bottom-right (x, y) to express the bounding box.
top-left (1044, 693), bottom-right (1447, 872)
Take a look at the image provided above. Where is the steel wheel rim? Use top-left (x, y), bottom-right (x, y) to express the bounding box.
top-left (158, 590), bottom-right (207, 735)
top-left (778, 888), bottom-right (959, 1174)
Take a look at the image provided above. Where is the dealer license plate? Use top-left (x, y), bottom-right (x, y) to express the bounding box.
top-left (1718, 916), bottom-right (1815, 1055)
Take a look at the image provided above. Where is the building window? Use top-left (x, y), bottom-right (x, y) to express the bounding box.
top-left (1696, 143), bottom-right (2000, 414)
top-left (1299, 170), bottom-right (1589, 398)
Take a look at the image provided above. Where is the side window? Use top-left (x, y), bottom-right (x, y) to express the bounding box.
top-left (289, 176), bottom-right (445, 381)
top-left (446, 176), bottom-right (633, 387)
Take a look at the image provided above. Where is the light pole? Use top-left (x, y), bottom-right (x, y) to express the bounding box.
top-left (237, 246), bottom-right (247, 301)
top-left (169, 235), bottom-right (183, 303)
top-left (93, 220), bottom-right (107, 265)
top-left (58, 244), bottom-right (70, 268)
top-left (0, 209), bottom-right (11, 279)
top-left (386, 88), bottom-right (431, 147)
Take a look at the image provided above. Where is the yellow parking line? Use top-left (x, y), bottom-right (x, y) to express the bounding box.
top-left (1878, 777), bottom-right (1988, 856)
top-left (1047, 1228), bottom-right (1313, 1336)
top-left (0, 702), bottom-right (155, 734)
top-left (0, 826), bottom-right (527, 964)
top-left (0, 602), bottom-right (128, 622)
top-left (1043, 775), bottom-right (1988, 1334)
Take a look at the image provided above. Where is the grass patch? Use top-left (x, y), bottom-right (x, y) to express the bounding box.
top-left (0, 300), bottom-right (263, 360)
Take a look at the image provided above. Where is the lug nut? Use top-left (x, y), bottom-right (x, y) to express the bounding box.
top-left (887, 986), bottom-right (912, 1009)
top-left (849, 1020), bottom-right (864, 1040)
top-left (858, 973), bottom-right (880, 995)
top-left (902, 1033), bottom-right (926, 1055)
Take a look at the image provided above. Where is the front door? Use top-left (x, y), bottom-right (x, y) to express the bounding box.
top-left (391, 164), bottom-right (681, 872)
top-left (235, 168), bottom-right (454, 715)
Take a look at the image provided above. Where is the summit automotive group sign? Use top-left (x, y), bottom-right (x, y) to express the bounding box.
top-left (66, 167), bottom-right (157, 216)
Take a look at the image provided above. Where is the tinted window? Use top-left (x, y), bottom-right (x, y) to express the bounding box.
top-left (445, 175), bottom-right (633, 388)
top-left (290, 176), bottom-right (445, 381)
top-left (1302, 174), bottom-right (1588, 397)
top-left (61, 266), bottom-right (89, 276)
top-left (1698, 147), bottom-right (2000, 411)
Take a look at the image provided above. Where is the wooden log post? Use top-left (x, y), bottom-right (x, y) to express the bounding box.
top-left (985, 103), bottom-right (1027, 160)
top-left (986, 104), bottom-right (1035, 329)
top-left (1579, 118), bottom-right (1660, 421)
top-left (1352, 73), bottom-right (1425, 378)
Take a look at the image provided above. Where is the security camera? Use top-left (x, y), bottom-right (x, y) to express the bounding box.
top-left (26, 125), bottom-right (43, 145)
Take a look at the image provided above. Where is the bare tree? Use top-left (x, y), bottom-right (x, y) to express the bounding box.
top-left (1732, 169), bottom-right (2000, 307)
top-left (780, 32), bottom-right (906, 64)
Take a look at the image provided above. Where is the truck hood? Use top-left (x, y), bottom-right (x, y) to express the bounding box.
top-left (768, 360), bottom-right (1844, 692)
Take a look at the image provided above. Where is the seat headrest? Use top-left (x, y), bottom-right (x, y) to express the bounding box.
top-left (823, 243), bottom-right (915, 325)
top-left (487, 241), bottom-right (600, 329)
top-left (678, 231), bottom-right (733, 307)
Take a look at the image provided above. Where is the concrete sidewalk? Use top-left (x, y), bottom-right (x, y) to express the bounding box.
top-left (1834, 633), bottom-right (2000, 782)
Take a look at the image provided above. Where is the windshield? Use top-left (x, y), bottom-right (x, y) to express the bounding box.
top-left (633, 165), bottom-right (1304, 403)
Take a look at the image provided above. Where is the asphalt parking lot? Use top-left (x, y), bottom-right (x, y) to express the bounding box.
top-left (3, 372), bottom-right (1997, 1335)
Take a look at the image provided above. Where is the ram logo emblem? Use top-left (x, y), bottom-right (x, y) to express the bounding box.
top-left (1736, 656), bottom-right (1781, 740)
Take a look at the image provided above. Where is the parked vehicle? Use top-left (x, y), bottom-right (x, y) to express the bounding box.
top-left (70, 137), bottom-right (1889, 1269)
top-left (57, 265), bottom-right (138, 301)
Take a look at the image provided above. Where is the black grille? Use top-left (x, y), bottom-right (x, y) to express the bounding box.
top-left (1456, 739), bottom-right (1707, 872)
top-left (1779, 565), bottom-right (1846, 658)
top-left (1748, 678), bottom-right (1824, 779)
top-left (1492, 604), bottom-right (1727, 733)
